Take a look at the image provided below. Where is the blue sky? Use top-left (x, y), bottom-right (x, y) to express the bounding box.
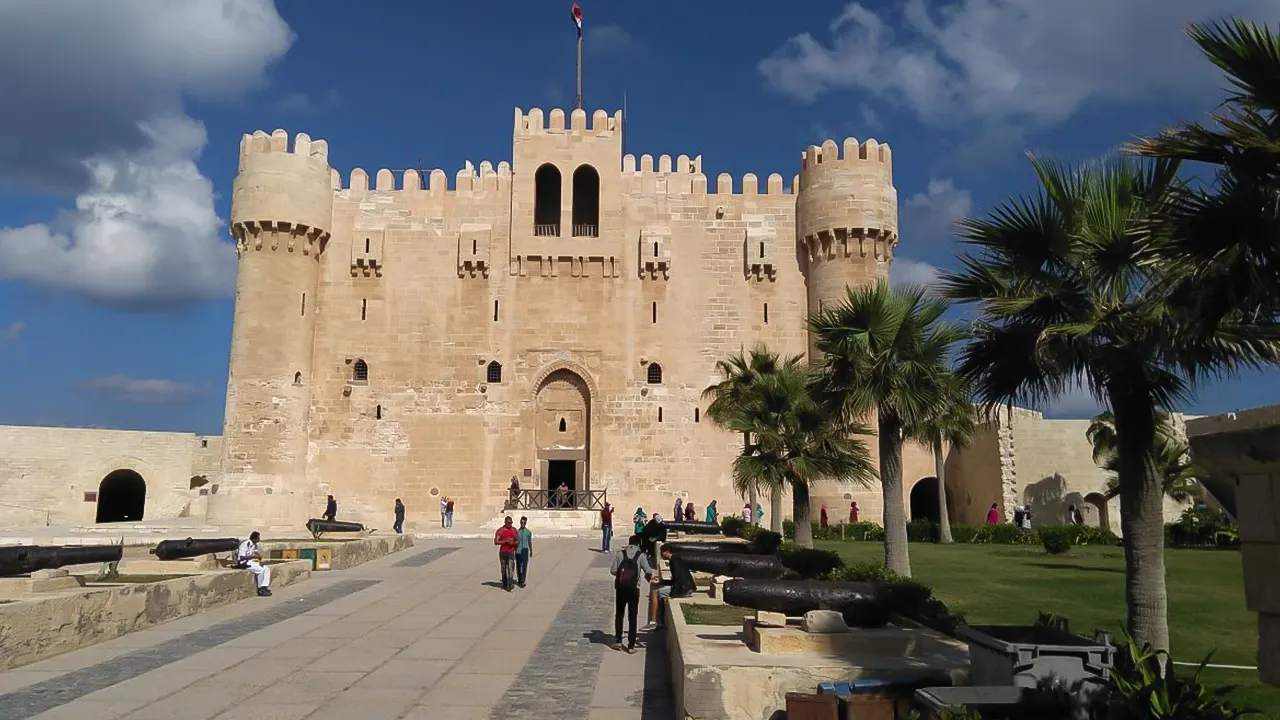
top-left (0, 0), bottom-right (1277, 435)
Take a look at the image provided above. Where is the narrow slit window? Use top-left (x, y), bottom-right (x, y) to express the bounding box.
top-left (653, 241), bottom-right (659, 257)
top-left (651, 302), bottom-right (657, 324)
top-left (300, 293), bottom-right (306, 316)
top-left (658, 407), bottom-right (663, 423)
top-left (694, 408), bottom-right (700, 423)
top-left (365, 237), bottom-right (371, 253)
top-left (472, 239), bottom-right (477, 254)
top-left (361, 299), bottom-right (367, 321)
top-left (376, 404), bottom-right (382, 420)
top-left (764, 303), bottom-right (769, 324)
top-left (493, 300), bottom-right (499, 322)
top-left (559, 417), bottom-right (567, 433)
top-left (293, 372), bottom-right (302, 386)
top-left (759, 241), bottom-right (765, 258)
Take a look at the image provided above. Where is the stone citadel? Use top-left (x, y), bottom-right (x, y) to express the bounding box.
top-left (0, 106), bottom-right (1189, 532)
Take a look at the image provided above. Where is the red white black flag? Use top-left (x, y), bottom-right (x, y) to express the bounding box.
top-left (572, 2), bottom-right (583, 36)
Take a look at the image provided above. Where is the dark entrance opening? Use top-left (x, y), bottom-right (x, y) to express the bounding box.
top-left (909, 477), bottom-right (941, 525)
top-left (547, 460), bottom-right (576, 508)
top-left (96, 469), bottom-right (147, 523)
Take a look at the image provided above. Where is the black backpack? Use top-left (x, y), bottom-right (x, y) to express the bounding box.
top-left (615, 548), bottom-right (639, 589)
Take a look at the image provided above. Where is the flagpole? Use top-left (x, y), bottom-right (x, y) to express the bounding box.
top-left (574, 29), bottom-right (584, 110)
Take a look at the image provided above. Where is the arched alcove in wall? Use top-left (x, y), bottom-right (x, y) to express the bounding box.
top-left (96, 469), bottom-right (147, 523)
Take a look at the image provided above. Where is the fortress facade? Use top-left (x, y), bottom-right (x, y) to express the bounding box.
top-left (214, 106), bottom-right (907, 528)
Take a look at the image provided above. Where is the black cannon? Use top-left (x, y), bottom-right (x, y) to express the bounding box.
top-left (664, 531), bottom-right (784, 557)
top-left (662, 520), bottom-right (722, 536)
top-left (150, 538), bottom-right (241, 562)
top-left (0, 544), bottom-right (124, 577)
top-left (666, 550), bottom-right (788, 580)
top-left (305, 518), bottom-right (366, 539)
top-left (723, 579), bottom-right (891, 628)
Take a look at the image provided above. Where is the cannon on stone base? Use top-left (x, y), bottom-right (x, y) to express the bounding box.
top-left (0, 545), bottom-right (124, 577)
top-left (661, 520), bottom-right (722, 536)
top-left (664, 531), bottom-right (784, 557)
top-left (669, 551), bottom-right (788, 580)
top-left (305, 519), bottom-right (367, 539)
top-left (150, 538), bottom-right (241, 562)
top-left (723, 579), bottom-right (891, 628)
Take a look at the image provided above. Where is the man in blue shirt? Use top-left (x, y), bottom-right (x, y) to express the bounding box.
top-left (516, 516), bottom-right (534, 587)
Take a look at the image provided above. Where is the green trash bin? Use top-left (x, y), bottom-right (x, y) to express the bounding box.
top-left (298, 547), bottom-right (318, 570)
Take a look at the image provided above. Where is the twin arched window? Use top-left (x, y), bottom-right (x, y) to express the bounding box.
top-left (534, 164), bottom-right (599, 237)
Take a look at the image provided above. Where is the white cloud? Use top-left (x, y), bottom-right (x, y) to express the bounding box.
top-left (81, 374), bottom-right (205, 404)
top-left (0, 1), bottom-right (293, 309)
top-left (901, 178), bottom-right (972, 246)
top-left (759, 0), bottom-right (1280, 129)
top-left (890, 257), bottom-right (941, 287)
top-left (2, 321), bottom-right (24, 341)
top-left (273, 88), bottom-right (341, 114)
top-left (587, 25), bottom-right (637, 54)
top-left (858, 103), bottom-right (883, 131)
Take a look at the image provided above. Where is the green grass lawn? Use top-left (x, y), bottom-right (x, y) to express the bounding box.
top-left (817, 540), bottom-right (1279, 715)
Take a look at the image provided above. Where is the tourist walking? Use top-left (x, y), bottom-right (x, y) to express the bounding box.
top-left (516, 516), bottom-right (533, 587)
top-left (633, 507), bottom-right (647, 534)
top-left (673, 497), bottom-right (683, 520)
top-left (323, 495), bottom-right (337, 522)
top-left (393, 498), bottom-right (405, 534)
top-left (446, 497), bottom-right (455, 528)
top-left (609, 534), bottom-right (656, 653)
top-left (820, 503), bottom-right (829, 529)
top-left (705, 500), bottom-right (717, 523)
top-left (849, 500), bottom-right (859, 523)
top-left (440, 496), bottom-right (448, 528)
top-left (684, 502), bottom-right (695, 521)
top-left (742, 502), bottom-right (752, 523)
top-left (755, 503), bottom-right (764, 526)
top-left (494, 516), bottom-right (519, 591)
top-left (985, 502), bottom-right (999, 525)
top-left (1020, 505), bottom-right (1033, 530)
top-left (236, 531), bottom-right (272, 597)
top-left (600, 502), bottom-right (614, 552)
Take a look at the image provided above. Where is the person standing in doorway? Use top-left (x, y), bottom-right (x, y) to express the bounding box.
top-left (440, 496), bottom-right (448, 528)
top-left (600, 502), bottom-right (614, 552)
top-left (237, 531), bottom-right (272, 597)
top-left (985, 502), bottom-right (1000, 525)
top-left (516, 516), bottom-right (533, 587)
top-left (494, 516), bottom-right (519, 591)
top-left (393, 498), bottom-right (405, 534)
top-left (705, 500), bottom-right (717, 524)
top-left (446, 497), bottom-right (455, 528)
top-left (609, 534), bottom-right (655, 653)
top-left (323, 495), bottom-right (337, 522)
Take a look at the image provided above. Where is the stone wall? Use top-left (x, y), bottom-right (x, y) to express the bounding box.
top-left (0, 425), bottom-right (206, 526)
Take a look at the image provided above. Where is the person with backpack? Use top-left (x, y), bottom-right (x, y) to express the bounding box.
top-left (609, 534), bottom-right (655, 653)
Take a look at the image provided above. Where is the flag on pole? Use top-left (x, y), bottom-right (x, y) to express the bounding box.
top-left (571, 2), bottom-right (583, 37)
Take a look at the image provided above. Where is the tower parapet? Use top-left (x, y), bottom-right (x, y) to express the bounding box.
top-left (212, 128), bottom-right (335, 528)
top-left (797, 137), bottom-right (898, 357)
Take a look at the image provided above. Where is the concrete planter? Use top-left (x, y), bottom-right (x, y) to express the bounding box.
top-left (957, 624), bottom-right (1113, 688)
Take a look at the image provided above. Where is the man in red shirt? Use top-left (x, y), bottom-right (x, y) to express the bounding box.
top-left (494, 516), bottom-right (520, 591)
top-left (601, 502), bottom-right (614, 553)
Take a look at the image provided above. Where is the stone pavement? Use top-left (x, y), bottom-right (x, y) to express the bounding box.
top-left (0, 538), bottom-right (674, 719)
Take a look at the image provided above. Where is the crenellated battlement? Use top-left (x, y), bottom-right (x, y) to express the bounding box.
top-left (339, 160), bottom-right (513, 196)
top-left (622, 153), bottom-right (793, 197)
top-left (514, 107), bottom-right (622, 136)
top-left (238, 129), bottom-right (329, 172)
top-left (798, 138), bottom-right (892, 189)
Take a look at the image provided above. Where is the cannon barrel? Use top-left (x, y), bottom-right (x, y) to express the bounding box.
top-left (150, 538), bottom-right (241, 562)
top-left (664, 541), bottom-right (762, 555)
top-left (723, 579), bottom-right (891, 628)
top-left (305, 519), bottom-right (365, 535)
top-left (673, 551), bottom-right (787, 579)
top-left (0, 545), bottom-right (124, 577)
top-left (662, 521), bottom-right (722, 535)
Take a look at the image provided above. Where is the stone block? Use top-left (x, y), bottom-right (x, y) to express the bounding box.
top-left (1259, 612), bottom-right (1280, 687)
top-left (801, 610), bottom-right (850, 634)
top-left (1243, 542), bottom-right (1280, 613)
top-left (755, 610), bottom-right (787, 628)
top-left (1237, 473), bottom-right (1279, 543)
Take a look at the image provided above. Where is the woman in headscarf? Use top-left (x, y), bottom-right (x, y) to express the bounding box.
top-left (633, 507), bottom-right (648, 534)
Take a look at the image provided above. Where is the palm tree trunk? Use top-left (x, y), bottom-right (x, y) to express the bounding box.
top-left (770, 487), bottom-right (783, 533)
top-left (879, 415), bottom-right (912, 577)
top-left (933, 434), bottom-right (953, 544)
top-left (792, 480), bottom-right (814, 548)
top-left (1113, 395), bottom-right (1171, 653)
top-left (744, 431), bottom-right (758, 526)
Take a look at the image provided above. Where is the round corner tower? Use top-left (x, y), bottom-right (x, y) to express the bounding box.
top-left (796, 137), bottom-right (898, 359)
top-left (210, 128), bottom-right (333, 528)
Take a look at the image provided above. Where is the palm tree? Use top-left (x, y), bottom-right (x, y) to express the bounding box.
top-left (706, 349), bottom-right (877, 548)
top-left (941, 152), bottom-right (1280, 653)
top-left (1087, 411), bottom-right (1203, 504)
top-left (809, 280), bottom-right (965, 576)
top-left (703, 348), bottom-right (775, 528)
top-left (906, 371), bottom-right (979, 543)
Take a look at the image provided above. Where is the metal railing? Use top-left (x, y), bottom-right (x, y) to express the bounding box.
top-left (534, 223), bottom-right (560, 237)
top-left (504, 489), bottom-right (607, 511)
top-left (572, 223), bottom-right (599, 238)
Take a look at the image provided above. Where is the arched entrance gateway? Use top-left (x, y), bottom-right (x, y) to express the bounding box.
top-left (534, 369), bottom-right (591, 506)
top-left (96, 469), bottom-right (147, 523)
top-left (909, 477), bottom-right (955, 526)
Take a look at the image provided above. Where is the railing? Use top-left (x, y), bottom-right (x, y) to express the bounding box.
top-left (534, 223), bottom-right (560, 237)
top-left (572, 224), bottom-right (599, 238)
top-left (504, 489), bottom-right (608, 511)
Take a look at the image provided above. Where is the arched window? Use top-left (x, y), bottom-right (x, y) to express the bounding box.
top-left (293, 371), bottom-right (302, 386)
top-left (647, 363), bottom-right (663, 384)
top-left (534, 164), bottom-right (561, 236)
top-left (572, 165), bottom-right (600, 237)
top-left (559, 417), bottom-right (567, 433)
top-left (486, 361), bottom-right (503, 384)
top-left (353, 359), bottom-right (369, 384)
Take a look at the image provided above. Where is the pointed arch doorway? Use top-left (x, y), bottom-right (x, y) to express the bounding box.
top-left (535, 368), bottom-right (591, 508)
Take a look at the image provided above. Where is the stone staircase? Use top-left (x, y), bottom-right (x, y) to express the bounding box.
top-left (485, 509), bottom-right (600, 532)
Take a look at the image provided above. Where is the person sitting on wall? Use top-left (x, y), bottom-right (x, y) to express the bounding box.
top-left (640, 514), bottom-right (667, 566)
top-left (236, 531), bottom-right (272, 597)
top-left (641, 545), bottom-right (694, 632)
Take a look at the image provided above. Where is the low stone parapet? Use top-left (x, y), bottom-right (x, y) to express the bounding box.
top-left (0, 559), bottom-right (312, 670)
top-left (262, 534), bottom-right (414, 570)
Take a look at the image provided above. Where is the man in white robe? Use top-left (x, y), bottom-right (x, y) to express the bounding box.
top-left (237, 531), bottom-right (272, 597)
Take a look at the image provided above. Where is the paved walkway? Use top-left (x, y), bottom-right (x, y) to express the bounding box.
top-left (0, 539), bottom-right (674, 720)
